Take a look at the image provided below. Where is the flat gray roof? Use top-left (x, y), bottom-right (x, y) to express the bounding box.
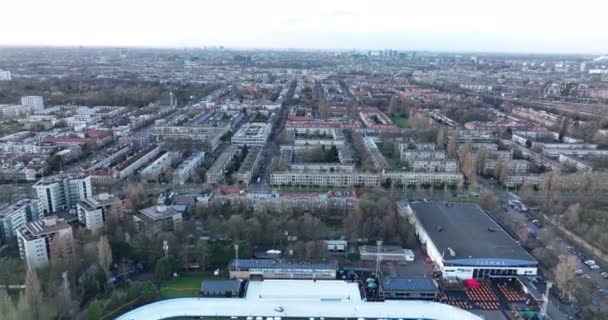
top-left (410, 201), bottom-right (536, 266)
top-left (201, 280), bottom-right (241, 293)
top-left (229, 259), bottom-right (338, 270)
top-left (382, 277), bottom-right (439, 293)
top-left (117, 280), bottom-right (482, 320)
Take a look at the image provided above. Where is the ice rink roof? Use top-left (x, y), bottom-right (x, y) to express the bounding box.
top-left (117, 280), bottom-right (482, 320)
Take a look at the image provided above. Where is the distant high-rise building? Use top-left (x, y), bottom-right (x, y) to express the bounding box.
top-left (34, 174), bottom-right (93, 214)
top-left (21, 95), bottom-right (44, 111)
top-left (0, 70), bottom-right (11, 81)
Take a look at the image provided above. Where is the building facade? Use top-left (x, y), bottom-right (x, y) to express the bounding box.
top-left (17, 216), bottom-right (74, 269)
top-left (133, 205), bottom-right (183, 235)
top-left (34, 174), bottom-right (93, 214)
top-left (0, 199), bottom-right (41, 245)
top-left (77, 193), bottom-right (117, 231)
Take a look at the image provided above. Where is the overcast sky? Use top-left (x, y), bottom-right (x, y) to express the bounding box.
top-left (2, 0), bottom-right (607, 54)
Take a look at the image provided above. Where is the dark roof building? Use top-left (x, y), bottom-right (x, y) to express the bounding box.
top-left (382, 277), bottom-right (439, 300)
top-left (200, 280), bottom-right (241, 297)
top-left (402, 201), bottom-right (537, 280)
top-left (228, 259), bottom-right (338, 280)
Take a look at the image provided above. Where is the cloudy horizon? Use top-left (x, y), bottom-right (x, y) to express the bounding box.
top-left (2, 0), bottom-right (608, 55)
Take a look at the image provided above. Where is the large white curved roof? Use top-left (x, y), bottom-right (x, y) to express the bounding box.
top-left (116, 297), bottom-right (483, 320)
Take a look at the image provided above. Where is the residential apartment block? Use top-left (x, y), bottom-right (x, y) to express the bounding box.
top-left (77, 193), bottom-right (117, 231)
top-left (231, 122), bottom-right (272, 146)
top-left (173, 151), bottom-right (205, 185)
top-left (17, 216), bottom-right (74, 269)
top-left (411, 160), bottom-right (458, 173)
top-left (0, 199), bottom-right (41, 245)
top-left (34, 174), bottom-right (92, 214)
top-left (134, 205), bottom-right (183, 235)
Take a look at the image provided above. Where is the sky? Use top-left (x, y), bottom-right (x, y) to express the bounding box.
top-left (1, 0), bottom-right (608, 54)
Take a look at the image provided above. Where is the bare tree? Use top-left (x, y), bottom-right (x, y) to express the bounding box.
top-left (479, 191), bottom-right (496, 210)
top-left (319, 100), bottom-right (329, 119)
top-left (124, 182), bottom-right (146, 212)
top-left (344, 205), bottom-right (363, 241)
top-left (554, 255), bottom-right (579, 302)
top-left (563, 203), bottom-right (581, 229)
top-left (97, 235), bottom-right (112, 279)
top-left (305, 241), bottom-right (321, 259)
top-left (49, 233), bottom-right (73, 264)
top-left (0, 298), bottom-right (20, 320)
top-left (388, 96), bottom-right (400, 115)
top-left (23, 269), bottom-right (43, 320)
top-left (107, 198), bottom-right (123, 229)
top-left (519, 182), bottom-right (535, 202)
top-left (458, 138), bottom-right (473, 164)
top-left (447, 131), bottom-right (458, 159)
top-left (461, 151), bottom-right (477, 184)
top-left (540, 171), bottom-right (561, 215)
top-left (409, 113), bottom-right (430, 130)
top-left (436, 127), bottom-right (445, 150)
top-left (476, 147), bottom-right (488, 174)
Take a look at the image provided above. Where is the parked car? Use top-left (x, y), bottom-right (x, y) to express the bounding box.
top-left (590, 264), bottom-right (600, 270)
top-left (600, 271), bottom-right (608, 279)
top-left (584, 260), bottom-right (597, 266)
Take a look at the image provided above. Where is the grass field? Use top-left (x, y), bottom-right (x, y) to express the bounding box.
top-left (393, 116), bottom-right (408, 128)
top-left (160, 272), bottom-right (224, 298)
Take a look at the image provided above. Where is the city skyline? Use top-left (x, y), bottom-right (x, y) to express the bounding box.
top-left (2, 0), bottom-right (608, 54)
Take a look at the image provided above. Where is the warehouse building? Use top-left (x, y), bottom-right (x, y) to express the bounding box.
top-left (200, 280), bottom-right (241, 297)
top-left (359, 245), bottom-right (415, 262)
top-left (401, 201), bottom-right (537, 280)
top-left (382, 277), bottom-right (440, 300)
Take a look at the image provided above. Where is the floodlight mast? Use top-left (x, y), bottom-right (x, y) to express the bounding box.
top-left (235, 244), bottom-right (240, 272)
top-left (375, 240), bottom-right (383, 275)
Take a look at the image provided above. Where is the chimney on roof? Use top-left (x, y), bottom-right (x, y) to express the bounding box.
top-left (43, 216), bottom-right (57, 226)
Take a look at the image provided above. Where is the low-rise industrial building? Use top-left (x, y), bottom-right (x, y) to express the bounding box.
top-left (382, 277), bottom-right (440, 300)
top-left (402, 201), bottom-right (537, 280)
top-left (359, 245), bottom-right (415, 262)
top-left (200, 280), bottom-right (241, 297)
top-left (228, 259), bottom-right (338, 280)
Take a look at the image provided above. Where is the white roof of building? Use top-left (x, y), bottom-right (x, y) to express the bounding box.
top-left (117, 280), bottom-right (482, 320)
top-left (246, 280), bottom-right (362, 302)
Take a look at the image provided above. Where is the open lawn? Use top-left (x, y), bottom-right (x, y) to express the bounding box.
top-left (393, 116), bottom-right (408, 128)
top-left (377, 143), bottom-right (402, 169)
top-left (160, 272), bottom-right (224, 298)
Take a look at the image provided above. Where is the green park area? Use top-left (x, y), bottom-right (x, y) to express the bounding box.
top-left (393, 116), bottom-right (408, 128)
top-left (160, 272), bottom-right (223, 298)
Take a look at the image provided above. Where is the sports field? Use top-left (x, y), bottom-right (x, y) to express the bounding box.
top-left (160, 273), bottom-right (223, 298)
